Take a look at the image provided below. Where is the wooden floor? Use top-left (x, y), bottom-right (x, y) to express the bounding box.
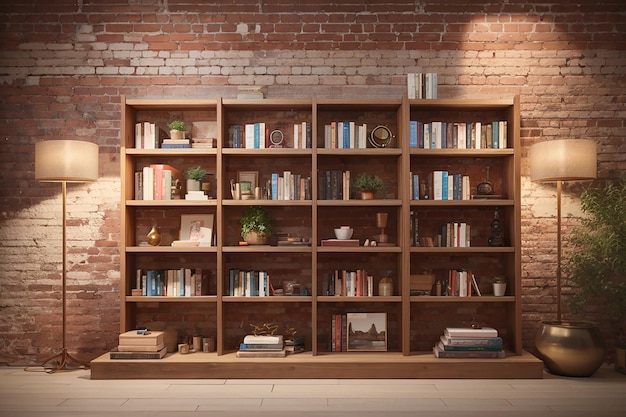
top-left (90, 350), bottom-right (544, 379)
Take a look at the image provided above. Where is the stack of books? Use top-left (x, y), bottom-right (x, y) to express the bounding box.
top-left (161, 138), bottom-right (191, 148)
top-left (285, 336), bottom-right (305, 355)
top-left (433, 327), bottom-right (505, 358)
top-left (185, 190), bottom-right (208, 201)
top-left (236, 334), bottom-right (285, 358)
top-left (110, 330), bottom-right (167, 359)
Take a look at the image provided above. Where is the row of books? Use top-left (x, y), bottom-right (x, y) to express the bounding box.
top-left (135, 268), bottom-right (208, 297)
top-left (437, 222), bottom-right (471, 248)
top-left (410, 171), bottom-right (471, 201)
top-left (228, 123), bottom-right (313, 149)
top-left (442, 269), bottom-right (481, 297)
top-left (322, 121), bottom-right (369, 149)
top-left (228, 269), bottom-right (272, 297)
top-left (269, 172), bottom-right (312, 200)
top-left (433, 326), bottom-right (504, 358)
top-left (134, 122), bottom-right (160, 149)
top-left (409, 120), bottom-right (508, 150)
top-left (407, 72), bottom-right (438, 99)
top-left (317, 169), bottom-right (351, 200)
top-left (324, 269), bottom-right (374, 297)
top-left (135, 164), bottom-right (183, 200)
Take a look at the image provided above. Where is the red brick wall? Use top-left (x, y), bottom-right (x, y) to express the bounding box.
top-left (0, 1), bottom-right (624, 365)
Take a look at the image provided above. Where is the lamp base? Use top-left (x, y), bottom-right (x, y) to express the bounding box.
top-left (34, 348), bottom-right (90, 373)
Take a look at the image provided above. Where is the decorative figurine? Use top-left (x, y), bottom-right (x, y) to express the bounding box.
top-left (488, 207), bottom-right (505, 247)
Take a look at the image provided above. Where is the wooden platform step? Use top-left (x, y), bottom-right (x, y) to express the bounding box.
top-left (90, 350), bottom-right (544, 379)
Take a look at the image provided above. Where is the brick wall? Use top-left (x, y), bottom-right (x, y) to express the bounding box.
top-left (0, 0), bottom-right (624, 365)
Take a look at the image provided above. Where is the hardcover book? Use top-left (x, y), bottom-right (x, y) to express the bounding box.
top-left (321, 239), bottom-right (359, 247)
top-left (433, 344), bottom-right (504, 359)
top-left (109, 346), bottom-right (167, 360)
top-left (443, 327), bottom-right (498, 338)
top-left (118, 330), bottom-right (164, 346)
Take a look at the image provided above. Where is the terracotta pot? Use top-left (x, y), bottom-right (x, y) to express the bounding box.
top-left (360, 190), bottom-right (375, 200)
top-left (244, 231), bottom-right (269, 245)
top-left (535, 320), bottom-right (606, 377)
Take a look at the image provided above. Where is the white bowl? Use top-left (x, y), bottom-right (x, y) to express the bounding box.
top-left (334, 228), bottom-right (354, 240)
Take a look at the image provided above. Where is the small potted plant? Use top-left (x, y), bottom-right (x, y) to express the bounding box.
top-left (167, 120), bottom-right (186, 140)
top-left (185, 166), bottom-right (207, 192)
top-left (352, 173), bottom-right (385, 200)
top-left (240, 206), bottom-right (273, 245)
top-left (492, 276), bottom-right (506, 296)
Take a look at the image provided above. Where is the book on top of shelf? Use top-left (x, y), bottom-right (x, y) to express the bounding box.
top-left (239, 343), bottom-right (284, 351)
top-left (117, 342), bottom-right (166, 352)
top-left (321, 239), bottom-right (359, 247)
top-left (110, 346), bottom-right (167, 360)
top-left (443, 327), bottom-right (498, 338)
top-left (440, 335), bottom-right (503, 347)
top-left (432, 344), bottom-right (504, 359)
top-left (236, 349), bottom-right (286, 358)
top-left (435, 341), bottom-right (502, 352)
top-left (243, 334), bottom-right (283, 345)
top-left (118, 330), bottom-right (164, 345)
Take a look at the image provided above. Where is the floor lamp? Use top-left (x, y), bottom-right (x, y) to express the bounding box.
top-left (34, 140), bottom-right (99, 372)
top-left (529, 139), bottom-right (597, 322)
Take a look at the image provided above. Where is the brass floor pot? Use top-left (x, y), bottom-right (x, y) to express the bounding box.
top-left (535, 320), bottom-right (606, 377)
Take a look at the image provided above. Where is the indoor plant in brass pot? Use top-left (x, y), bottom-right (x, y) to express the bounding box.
top-left (240, 206), bottom-right (273, 245)
top-left (564, 176), bottom-right (626, 374)
top-left (352, 173), bottom-right (385, 200)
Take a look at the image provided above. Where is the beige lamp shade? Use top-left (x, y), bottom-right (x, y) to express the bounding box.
top-left (35, 140), bottom-right (99, 182)
top-left (529, 139), bottom-right (597, 182)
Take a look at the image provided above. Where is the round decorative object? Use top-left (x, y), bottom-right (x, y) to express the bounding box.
top-left (378, 277), bottom-right (394, 296)
top-left (269, 129), bottom-right (284, 147)
top-left (369, 125), bottom-right (394, 148)
top-left (535, 320), bottom-right (606, 377)
top-left (146, 225), bottom-right (162, 246)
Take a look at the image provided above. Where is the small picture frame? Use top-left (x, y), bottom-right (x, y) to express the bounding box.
top-left (346, 312), bottom-right (387, 351)
top-left (180, 214), bottom-right (214, 247)
top-left (238, 171), bottom-right (258, 189)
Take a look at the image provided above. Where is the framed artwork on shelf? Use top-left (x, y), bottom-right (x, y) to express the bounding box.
top-left (180, 214), bottom-right (214, 247)
top-left (238, 170), bottom-right (258, 189)
top-left (346, 312), bottom-right (387, 352)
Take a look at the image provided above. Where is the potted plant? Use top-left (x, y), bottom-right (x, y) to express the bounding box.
top-left (352, 173), bottom-right (385, 200)
top-left (240, 206), bottom-right (273, 245)
top-left (565, 175), bottom-right (626, 374)
top-left (167, 120), bottom-right (186, 140)
top-left (492, 276), bottom-right (506, 296)
top-left (185, 166), bottom-right (207, 192)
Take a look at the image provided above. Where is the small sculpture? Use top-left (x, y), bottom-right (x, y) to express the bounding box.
top-left (488, 207), bottom-right (505, 247)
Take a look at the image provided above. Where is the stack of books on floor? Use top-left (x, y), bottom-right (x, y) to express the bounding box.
top-left (433, 327), bottom-right (505, 358)
top-left (110, 330), bottom-right (167, 359)
top-left (236, 334), bottom-right (285, 358)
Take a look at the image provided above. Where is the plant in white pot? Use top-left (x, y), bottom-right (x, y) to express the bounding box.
top-left (185, 166), bottom-right (208, 193)
top-left (565, 175), bottom-right (626, 374)
top-left (491, 276), bottom-right (506, 296)
top-left (167, 120), bottom-right (186, 140)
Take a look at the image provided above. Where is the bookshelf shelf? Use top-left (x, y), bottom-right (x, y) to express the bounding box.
top-left (99, 94), bottom-right (541, 380)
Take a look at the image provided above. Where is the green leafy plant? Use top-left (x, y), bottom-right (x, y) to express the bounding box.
top-left (492, 276), bottom-right (506, 284)
top-left (240, 206), bottom-right (273, 239)
top-left (167, 120), bottom-right (186, 131)
top-left (565, 176), bottom-right (626, 324)
top-left (185, 166), bottom-right (208, 181)
top-left (352, 173), bottom-right (385, 193)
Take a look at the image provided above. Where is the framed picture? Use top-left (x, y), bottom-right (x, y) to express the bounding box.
top-left (238, 170), bottom-right (258, 189)
top-left (180, 214), bottom-right (214, 247)
top-left (346, 312), bottom-right (387, 351)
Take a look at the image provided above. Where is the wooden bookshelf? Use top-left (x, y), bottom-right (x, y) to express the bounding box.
top-left (92, 95), bottom-right (543, 379)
